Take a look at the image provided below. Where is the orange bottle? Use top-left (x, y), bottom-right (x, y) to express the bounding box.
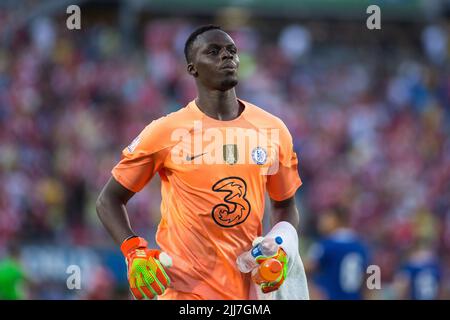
top-left (251, 258), bottom-right (283, 284)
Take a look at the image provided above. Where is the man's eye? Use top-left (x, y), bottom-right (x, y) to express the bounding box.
top-left (208, 50), bottom-right (218, 55)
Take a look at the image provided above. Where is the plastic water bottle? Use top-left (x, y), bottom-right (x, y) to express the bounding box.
top-left (236, 236), bottom-right (283, 273)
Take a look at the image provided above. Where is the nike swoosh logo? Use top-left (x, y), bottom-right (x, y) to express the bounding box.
top-left (186, 152), bottom-right (206, 161)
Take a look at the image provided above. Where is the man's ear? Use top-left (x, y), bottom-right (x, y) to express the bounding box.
top-left (187, 63), bottom-right (198, 77)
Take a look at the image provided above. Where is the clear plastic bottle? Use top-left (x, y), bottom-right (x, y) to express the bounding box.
top-left (236, 236), bottom-right (283, 273)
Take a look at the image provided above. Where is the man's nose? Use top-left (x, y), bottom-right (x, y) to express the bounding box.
top-left (220, 48), bottom-right (233, 60)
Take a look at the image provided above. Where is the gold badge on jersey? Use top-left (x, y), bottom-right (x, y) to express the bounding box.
top-left (223, 144), bottom-right (238, 165)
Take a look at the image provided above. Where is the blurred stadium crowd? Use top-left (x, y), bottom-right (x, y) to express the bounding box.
top-left (0, 6), bottom-right (449, 299)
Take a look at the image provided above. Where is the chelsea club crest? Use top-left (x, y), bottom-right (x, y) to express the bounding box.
top-left (252, 147), bottom-right (267, 165)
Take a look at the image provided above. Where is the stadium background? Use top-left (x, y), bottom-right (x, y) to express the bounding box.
top-left (0, 0), bottom-right (449, 299)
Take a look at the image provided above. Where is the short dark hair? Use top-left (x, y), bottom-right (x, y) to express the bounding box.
top-left (184, 24), bottom-right (222, 63)
top-left (333, 206), bottom-right (350, 225)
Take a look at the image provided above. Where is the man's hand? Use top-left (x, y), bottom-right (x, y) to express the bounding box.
top-left (121, 236), bottom-right (171, 300)
top-left (254, 247), bottom-right (288, 294)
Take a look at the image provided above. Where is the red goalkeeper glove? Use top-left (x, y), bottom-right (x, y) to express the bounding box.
top-left (121, 236), bottom-right (171, 300)
top-left (253, 247), bottom-right (288, 294)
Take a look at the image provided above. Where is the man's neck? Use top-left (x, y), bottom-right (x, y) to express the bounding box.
top-left (196, 89), bottom-right (242, 121)
top-left (328, 227), bottom-right (355, 238)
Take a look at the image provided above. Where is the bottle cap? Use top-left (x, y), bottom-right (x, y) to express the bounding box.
top-left (275, 236), bottom-right (283, 245)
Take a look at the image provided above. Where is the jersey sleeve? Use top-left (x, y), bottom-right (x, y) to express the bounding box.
top-left (266, 120), bottom-right (302, 201)
top-left (111, 119), bottom-right (171, 193)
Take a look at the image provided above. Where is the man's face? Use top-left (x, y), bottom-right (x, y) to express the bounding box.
top-left (318, 211), bottom-right (339, 236)
top-left (188, 29), bottom-right (240, 91)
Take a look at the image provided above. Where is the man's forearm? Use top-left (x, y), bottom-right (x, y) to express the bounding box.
top-left (270, 196), bottom-right (300, 230)
top-left (96, 194), bottom-right (136, 245)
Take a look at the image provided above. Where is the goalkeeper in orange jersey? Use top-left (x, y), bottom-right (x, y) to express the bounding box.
top-left (96, 25), bottom-right (303, 300)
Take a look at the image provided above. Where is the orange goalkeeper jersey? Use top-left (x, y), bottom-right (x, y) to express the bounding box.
top-left (111, 99), bottom-right (302, 300)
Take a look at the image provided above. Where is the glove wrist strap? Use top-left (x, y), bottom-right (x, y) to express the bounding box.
top-left (121, 236), bottom-right (148, 256)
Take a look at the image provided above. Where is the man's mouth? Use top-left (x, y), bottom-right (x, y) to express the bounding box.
top-left (220, 63), bottom-right (237, 70)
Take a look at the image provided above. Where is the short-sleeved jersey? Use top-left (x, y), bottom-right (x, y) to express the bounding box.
top-left (400, 256), bottom-right (441, 300)
top-left (308, 229), bottom-right (370, 300)
top-left (112, 99), bottom-right (302, 299)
